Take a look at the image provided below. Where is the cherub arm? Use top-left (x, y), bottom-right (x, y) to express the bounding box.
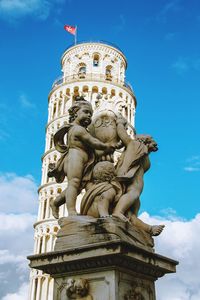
top-left (116, 115), bottom-right (134, 147)
top-left (76, 127), bottom-right (114, 151)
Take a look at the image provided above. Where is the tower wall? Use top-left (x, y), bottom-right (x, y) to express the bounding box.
top-left (28, 41), bottom-right (136, 300)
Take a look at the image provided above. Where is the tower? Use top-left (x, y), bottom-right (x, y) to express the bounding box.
top-left (28, 41), bottom-right (136, 300)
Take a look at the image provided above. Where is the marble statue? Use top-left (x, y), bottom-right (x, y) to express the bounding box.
top-left (48, 97), bottom-right (164, 236)
top-left (48, 97), bottom-right (114, 218)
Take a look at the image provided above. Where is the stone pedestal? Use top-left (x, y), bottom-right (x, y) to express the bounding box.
top-left (28, 216), bottom-right (178, 300)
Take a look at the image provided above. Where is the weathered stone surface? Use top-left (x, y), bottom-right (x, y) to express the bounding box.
top-left (54, 269), bottom-right (156, 300)
top-left (55, 215), bottom-right (154, 253)
top-left (28, 217), bottom-right (178, 299)
top-left (28, 238), bottom-right (177, 278)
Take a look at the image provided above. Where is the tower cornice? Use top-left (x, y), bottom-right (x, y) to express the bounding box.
top-left (61, 41), bottom-right (127, 69)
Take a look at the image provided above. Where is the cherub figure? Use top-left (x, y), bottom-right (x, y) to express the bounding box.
top-left (48, 97), bottom-right (114, 218)
top-left (74, 279), bottom-right (93, 300)
top-left (81, 161), bottom-right (122, 218)
top-left (112, 115), bottom-right (164, 235)
top-left (81, 160), bottom-right (163, 236)
top-left (66, 278), bottom-right (92, 300)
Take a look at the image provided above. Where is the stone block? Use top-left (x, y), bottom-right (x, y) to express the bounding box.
top-left (28, 216), bottom-right (178, 300)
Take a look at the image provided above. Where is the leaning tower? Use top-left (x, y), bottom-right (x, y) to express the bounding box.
top-left (28, 41), bottom-right (136, 300)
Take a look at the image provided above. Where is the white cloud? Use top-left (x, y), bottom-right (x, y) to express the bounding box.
top-left (1, 211), bottom-right (198, 300)
top-left (0, 0), bottom-right (66, 21)
top-left (186, 155), bottom-right (200, 163)
top-left (140, 212), bottom-right (200, 300)
top-left (156, 0), bottom-right (182, 23)
top-left (0, 172), bottom-right (37, 298)
top-left (0, 250), bottom-right (25, 265)
top-left (0, 173), bottom-right (38, 214)
top-left (184, 167), bottom-right (200, 172)
top-left (0, 170), bottom-right (199, 300)
top-left (172, 58), bottom-right (200, 75)
top-left (2, 282), bottom-right (29, 300)
top-left (19, 93), bottom-right (36, 109)
top-left (0, 213), bottom-right (36, 298)
top-left (184, 155), bottom-right (200, 172)
top-left (193, 59), bottom-right (200, 71)
top-left (164, 32), bottom-right (176, 41)
top-left (0, 212), bottom-right (36, 234)
top-left (112, 14), bottom-right (126, 34)
top-left (172, 57), bottom-right (189, 75)
top-left (0, 129), bottom-right (9, 141)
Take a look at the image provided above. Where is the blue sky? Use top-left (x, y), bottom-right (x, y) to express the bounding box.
top-left (0, 0), bottom-right (200, 299)
top-left (0, 0), bottom-right (199, 218)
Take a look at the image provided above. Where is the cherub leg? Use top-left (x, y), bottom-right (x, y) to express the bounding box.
top-left (112, 191), bottom-right (133, 222)
top-left (130, 215), bottom-right (151, 232)
top-left (131, 198), bottom-right (141, 217)
top-left (97, 188), bottom-right (116, 218)
top-left (130, 215), bottom-right (165, 236)
top-left (113, 169), bottom-right (144, 222)
top-left (50, 189), bottom-right (66, 219)
top-left (64, 150), bottom-right (88, 216)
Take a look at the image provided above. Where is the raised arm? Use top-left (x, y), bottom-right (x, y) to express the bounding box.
top-left (116, 115), bottom-right (133, 147)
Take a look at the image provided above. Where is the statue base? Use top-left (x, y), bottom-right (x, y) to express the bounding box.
top-left (28, 216), bottom-right (178, 300)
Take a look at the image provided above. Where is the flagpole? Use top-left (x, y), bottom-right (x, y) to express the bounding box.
top-left (75, 25), bottom-right (77, 45)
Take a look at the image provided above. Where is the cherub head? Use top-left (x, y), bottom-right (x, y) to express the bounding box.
top-left (136, 135), bottom-right (158, 153)
top-left (92, 161), bottom-right (116, 183)
top-left (74, 278), bottom-right (89, 297)
top-left (68, 97), bottom-right (93, 127)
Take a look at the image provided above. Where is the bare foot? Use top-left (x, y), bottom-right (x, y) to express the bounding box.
top-left (112, 212), bottom-right (130, 223)
top-left (50, 198), bottom-right (59, 219)
top-left (150, 225), bottom-right (165, 236)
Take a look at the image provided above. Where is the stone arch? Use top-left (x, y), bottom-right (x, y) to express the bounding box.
top-left (57, 187), bottom-right (62, 194)
top-left (91, 86), bottom-right (99, 104)
top-left (54, 226), bottom-right (59, 233)
top-left (73, 86), bottom-right (79, 101)
top-left (105, 65), bottom-right (113, 80)
top-left (83, 85), bottom-right (89, 93)
top-left (111, 89), bottom-right (116, 97)
top-left (65, 88), bottom-right (70, 96)
top-left (102, 87), bottom-right (107, 95)
top-left (93, 52), bottom-right (101, 66)
top-left (77, 62), bottom-right (87, 78)
top-left (92, 86), bottom-right (99, 93)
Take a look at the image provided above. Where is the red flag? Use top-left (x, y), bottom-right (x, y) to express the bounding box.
top-left (64, 25), bottom-right (76, 35)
